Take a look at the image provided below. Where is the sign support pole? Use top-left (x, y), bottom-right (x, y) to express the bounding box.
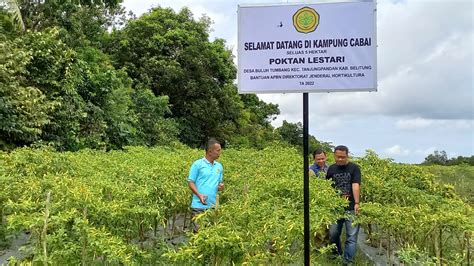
top-left (303, 92), bottom-right (310, 265)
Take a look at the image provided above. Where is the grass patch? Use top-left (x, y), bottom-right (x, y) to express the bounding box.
top-left (423, 165), bottom-right (474, 203)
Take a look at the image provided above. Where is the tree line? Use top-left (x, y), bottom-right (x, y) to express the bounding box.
top-left (422, 150), bottom-right (474, 166)
top-left (0, 0), bottom-right (331, 153)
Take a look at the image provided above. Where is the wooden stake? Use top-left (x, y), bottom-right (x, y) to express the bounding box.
top-left (42, 191), bottom-right (51, 266)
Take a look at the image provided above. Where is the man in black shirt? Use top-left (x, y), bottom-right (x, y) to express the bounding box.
top-left (326, 145), bottom-right (361, 264)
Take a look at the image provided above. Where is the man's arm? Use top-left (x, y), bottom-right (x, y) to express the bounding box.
top-left (352, 164), bottom-right (362, 214)
top-left (218, 166), bottom-right (224, 191)
top-left (352, 183), bottom-right (360, 214)
top-left (188, 181), bottom-right (207, 205)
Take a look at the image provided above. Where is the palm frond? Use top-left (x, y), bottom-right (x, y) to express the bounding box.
top-left (0, 0), bottom-right (25, 31)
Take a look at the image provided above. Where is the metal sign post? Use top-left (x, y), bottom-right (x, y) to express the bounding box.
top-left (237, 2), bottom-right (377, 264)
top-left (303, 93), bottom-right (310, 265)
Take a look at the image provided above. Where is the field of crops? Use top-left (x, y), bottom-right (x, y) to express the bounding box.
top-left (0, 145), bottom-right (472, 264)
top-left (424, 165), bottom-right (474, 204)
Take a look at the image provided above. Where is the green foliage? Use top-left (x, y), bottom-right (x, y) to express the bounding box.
top-left (0, 146), bottom-right (191, 264)
top-left (16, 0), bottom-right (121, 29)
top-left (240, 94), bottom-right (279, 127)
top-left (424, 165), bottom-right (474, 203)
top-left (0, 1), bottom-right (24, 32)
top-left (397, 245), bottom-right (434, 264)
top-left (423, 150), bottom-right (474, 166)
top-left (132, 87), bottom-right (179, 146)
top-left (0, 10), bottom-right (15, 35)
top-left (225, 95), bottom-right (279, 149)
top-left (73, 46), bottom-right (137, 149)
top-left (106, 7), bottom-right (232, 146)
top-left (423, 150), bottom-right (449, 165)
top-left (0, 146), bottom-right (345, 264)
top-left (1, 28), bottom-right (129, 150)
top-left (275, 120), bottom-right (333, 155)
top-left (276, 120), bottom-right (302, 147)
top-left (1, 2), bottom-right (280, 152)
top-left (355, 150), bottom-right (472, 264)
top-left (1, 26), bottom-right (177, 151)
top-left (446, 155), bottom-right (474, 166)
top-left (106, 7), bottom-right (279, 148)
top-left (8, 28), bottom-right (86, 150)
top-left (167, 146), bottom-right (347, 264)
top-left (0, 147), bottom-right (471, 264)
top-left (0, 32), bottom-right (53, 149)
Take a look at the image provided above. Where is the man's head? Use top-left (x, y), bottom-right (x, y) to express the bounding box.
top-left (312, 149), bottom-right (327, 167)
top-left (205, 138), bottom-right (221, 161)
top-left (334, 145), bottom-right (349, 166)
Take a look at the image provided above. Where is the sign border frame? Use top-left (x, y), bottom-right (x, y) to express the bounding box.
top-left (237, 0), bottom-right (378, 94)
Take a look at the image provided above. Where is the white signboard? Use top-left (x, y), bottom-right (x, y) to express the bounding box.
top-left (238, 1), bottom-right (377, 93)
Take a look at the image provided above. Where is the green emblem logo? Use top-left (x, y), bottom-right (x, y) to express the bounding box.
top-left (293, 7), bottom-right (320, 33)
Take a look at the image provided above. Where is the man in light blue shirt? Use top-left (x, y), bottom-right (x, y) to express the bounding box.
top-left (188, 138), bottom-right (224, 232)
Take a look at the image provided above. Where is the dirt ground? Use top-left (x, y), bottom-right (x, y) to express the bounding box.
top-left (0, 232), bottom-right (31, 265)
top-left (357, 227), bottom-right (401, 266)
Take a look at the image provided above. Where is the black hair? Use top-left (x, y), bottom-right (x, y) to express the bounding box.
top-left (312, 149), bottom-right (325, 158)
top-left (205, 138), bottom-right (220, 152)
top-left (334, 145), bottom-right (349, 155)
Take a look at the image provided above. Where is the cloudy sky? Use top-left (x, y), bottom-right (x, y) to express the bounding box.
top-left (122, 0), bottom-right (473, 163)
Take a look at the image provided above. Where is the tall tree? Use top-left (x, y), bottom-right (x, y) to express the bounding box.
top-left (132, 87), bottom-right (178, 147)
top-left (0, 35), bottom-right (51, 149)
top-left (1, 0), bottom-right (125, 47)
top-left (275, 120), bottom-right (333, 154)
top-left (423, 150), bottom-right (449, 165)
top-left (240, 94), bottom-right (279, 126)
top-left (2, 2), bottom-right (282, 151)
top-left (0, 28), bottom-right (145, 150)
top-left (16, 0), bottom-right (121, 29)
top-left (107, 7), bottom-right (250, 146)
top-left (276, 120), bottom-right (303, 147)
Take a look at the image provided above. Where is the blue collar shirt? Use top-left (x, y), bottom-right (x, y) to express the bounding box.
top-left (309, 163), bottom-right (328, 178)
top-left (188, 157), bottom-right (223, 209)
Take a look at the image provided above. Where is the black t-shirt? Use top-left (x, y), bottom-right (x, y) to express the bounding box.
top-left (326, 162), bottom-right (361, 210)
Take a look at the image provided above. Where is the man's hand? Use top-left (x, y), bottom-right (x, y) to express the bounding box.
top-left (218, 182), bottom-right (224, 191)
top-left (199, 194), bottom-right (208, 205)
top-left (189, 181), bottom-right (208, 205)
top-left (354, 203), bottom-right (360, 215)
top-left (352, 182), bottom-right (360, 215)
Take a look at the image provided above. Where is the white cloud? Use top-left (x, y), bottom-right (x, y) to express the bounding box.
top-left (448, 152), bottom-right (458, 158)
top-left (415, 147), bottom-right (437, 156)
top-left (184, 5), bottom-right (228, 26)
top-left (396, 118), bottom-right (434, 130)
top-left (385, 145), bottom-right (411, 156)
top-left (396, 118), bottom-right (474, 130)
top-left (310, 116), bottom-right (343, 131)
top-left (259, 93), bottom-right (302, 125)
top-left (259, 0), bottom-right (473, 121)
